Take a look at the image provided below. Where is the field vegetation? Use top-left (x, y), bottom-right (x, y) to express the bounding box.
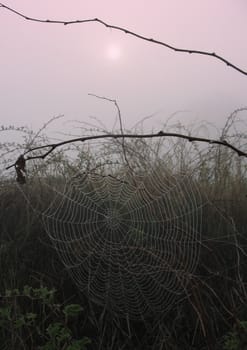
top-left (0, 110), bottom-right (247, 349)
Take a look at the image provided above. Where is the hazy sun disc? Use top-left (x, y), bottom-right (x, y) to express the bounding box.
top-left (106, 45), bottom-right (122, 61)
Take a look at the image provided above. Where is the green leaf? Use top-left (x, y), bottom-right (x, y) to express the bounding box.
top-left (47, 322), bottom-right (63, 338)
top-left (0, 306), bottom-right (11, 320)
top-left (63, 304), bottom-right (83, 317)
top-left (5, 289), bottom-right (12, 297)
top-left (26, 312), bottom-right (37, 320)
top-left (25, 312), bottom-right (37, 325)
top-left (12, 288), bottom-right (20, 295)
top-left (23, 285), bottom-right (32, 297)
top-left (33, 286), bottom-right (56, 304)
top-left (46, 322), bottom-right (71, 344)
top-left (67, 337), bottom-right (91, 350)
top-left (14, 315), bottom-right (26, 328)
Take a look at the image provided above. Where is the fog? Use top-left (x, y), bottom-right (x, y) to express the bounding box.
top-left (0, 0), bottom-right (247, 135)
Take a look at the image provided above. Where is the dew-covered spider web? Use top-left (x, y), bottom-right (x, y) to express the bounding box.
top-left (42, 167), bottom-right (203, 320)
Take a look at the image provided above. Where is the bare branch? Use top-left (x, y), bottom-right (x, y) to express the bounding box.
top-left (88, 93), bottom-right (132, 171)
top-left (0, 3), bottom-right (246, 76)
top-left (5, 130), bottom-right (247, 171)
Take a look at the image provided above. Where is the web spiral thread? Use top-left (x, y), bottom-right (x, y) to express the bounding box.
top-left (43, 169), bottom-right (202, 319)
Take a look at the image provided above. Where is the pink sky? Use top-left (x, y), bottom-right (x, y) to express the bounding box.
top-left (0, 0), bottom-right (247, 133)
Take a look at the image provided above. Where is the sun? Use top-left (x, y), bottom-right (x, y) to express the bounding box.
top-left (106, 44), bottom-right (122, 61)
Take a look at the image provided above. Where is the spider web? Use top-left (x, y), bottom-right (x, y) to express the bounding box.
top-left (42, 168), bottom-right (203, 319)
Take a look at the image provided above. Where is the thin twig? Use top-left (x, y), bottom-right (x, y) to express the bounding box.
top-left (5, 130), bottom-right (247, 171)
top-left (88, 93), bottom-right (132, 171)
top-left (0, 3), bottom-right (246, 76)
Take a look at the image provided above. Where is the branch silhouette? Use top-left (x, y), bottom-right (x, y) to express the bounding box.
top-left (88, 93), bottom-right (132, 171)
top-left (6, 131), bottom-right (247, 172)
top-left (0, 3), bottom-right (246, 76)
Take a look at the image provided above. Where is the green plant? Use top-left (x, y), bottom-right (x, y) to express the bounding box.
top-left (223, 321), bottom-right (247, 350)
top-left (0, 285), bottom-right (90, 349)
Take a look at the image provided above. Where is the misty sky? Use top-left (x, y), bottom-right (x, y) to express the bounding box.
top-left (0, 0), bottom-right (247, 135)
